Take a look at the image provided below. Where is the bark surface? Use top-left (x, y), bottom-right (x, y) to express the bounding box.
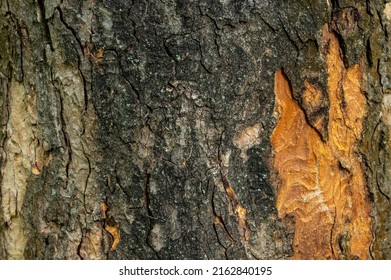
top-left (0, 0), bottom-right (390, 259)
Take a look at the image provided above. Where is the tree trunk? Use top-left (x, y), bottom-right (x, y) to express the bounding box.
top-left (0, 0), bottom-right (390, 260)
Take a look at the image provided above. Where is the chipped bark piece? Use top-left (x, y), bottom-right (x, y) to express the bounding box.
top-left (233, 124), bottom-right (261, 160)
top-left (102, 202), bottom-right (120, 251)
top-left (221, 181), bottom-right (250, 241)
top-left (271, 26), bottom-right (372, 260)
top-left (105, 217), bottom-right (120, 251)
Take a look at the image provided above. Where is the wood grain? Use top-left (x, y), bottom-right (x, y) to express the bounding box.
top-left (271, 26), bottom-right (372, 259)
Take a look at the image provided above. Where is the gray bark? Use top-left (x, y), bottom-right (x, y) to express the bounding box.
top-left (0, 0), bottom-right (390, 259)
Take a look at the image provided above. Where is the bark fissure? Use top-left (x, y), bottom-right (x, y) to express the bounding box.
top-left (76, 230), bottom-right (84, 260)
top-left (56, 7), bottom-right (84, 56)
top-left (211, 184), bottom-right (234, 260)
top-left (57, 86), bottom-right (72, 187)
top-left (36, 0), bottom-right (53, 51)
top-left (81, 142), bottom-right (92, 216)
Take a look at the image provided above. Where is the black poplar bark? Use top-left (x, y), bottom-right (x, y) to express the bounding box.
top-left (0, 0), bottom-right (390, 259)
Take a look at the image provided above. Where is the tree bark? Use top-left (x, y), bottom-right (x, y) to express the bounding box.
top-left (0, 0), bottom-right (390, 260)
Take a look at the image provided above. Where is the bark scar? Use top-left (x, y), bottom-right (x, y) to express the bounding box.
top-left (102, 202), bottom-right (120, 251)
top-left (270, 25), bottom-right (372, 259)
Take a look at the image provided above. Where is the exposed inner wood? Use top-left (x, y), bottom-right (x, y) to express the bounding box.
top-left (270, 26), bottom-right (372, 259)
top-left (102, 202), bottom-right (120, 251)
top-left (223, 183), bottom-right (250, 241)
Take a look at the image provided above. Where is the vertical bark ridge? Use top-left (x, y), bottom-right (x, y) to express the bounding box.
top-left (0, 80), bottom-right (32, 259)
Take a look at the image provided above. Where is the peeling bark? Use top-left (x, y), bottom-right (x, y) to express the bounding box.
top-left (271, 26), bottom-right (371, 259)
top-left (0, 0), bottom-right (390, 260)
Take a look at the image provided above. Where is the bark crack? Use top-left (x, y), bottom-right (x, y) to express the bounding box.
top-left (217, 130), bottom-right (250, 242)
top-left (377, 58), bottom-right (385, 93)
top-left (277, 17), bottom-right (300, 53)
top-left (78, 63), bottom-right (89, 116)
top-left (259, 16), bottom-right (276, 33)
top-left (118, 55), bottom-right (153, 113)
top-left (143, 170), bottom-right (159, 259)
top-left (162, 38), bottom-right (178, 78)
top-left (211, 184), bottom-right (233, 260)
top-left (56, 6), bottom-right (84, 55)
top-left (36, 0), bottom-right (53, 51)
top-left (81, 142), bottom-right (92, 216)
top-left (57, 87), bottom-right (72, 188)
top-left (76, 228), bottom-right (85, 260)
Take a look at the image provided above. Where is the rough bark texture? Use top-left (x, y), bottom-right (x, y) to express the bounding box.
top-left (0, 0), bottom-right (390, 260)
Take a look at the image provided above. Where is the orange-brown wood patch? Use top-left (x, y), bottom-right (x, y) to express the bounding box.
top-left (102, 202), bottom-right (120, 251)
top-left (270, 26), bottom-right (372, 259)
